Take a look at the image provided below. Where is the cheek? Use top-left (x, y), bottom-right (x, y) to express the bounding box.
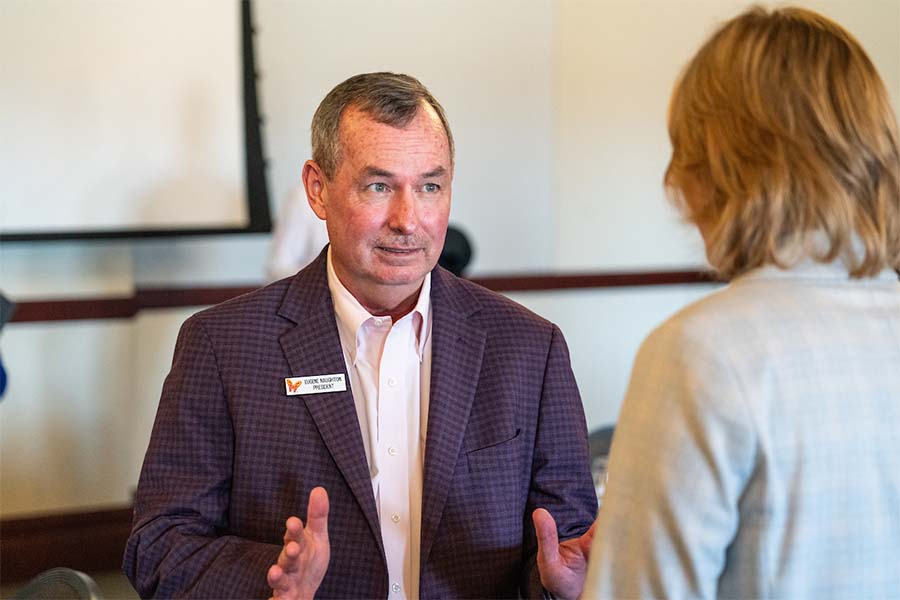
top-left (422, 201), bottom-right (451, 231)
top-left (337, 210), bottom-right (380, 239)
top-left (423, 217), bottom-right (450, 244)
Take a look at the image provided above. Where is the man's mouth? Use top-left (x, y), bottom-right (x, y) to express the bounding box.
top-left (377, 246), bottom-right (420, 254)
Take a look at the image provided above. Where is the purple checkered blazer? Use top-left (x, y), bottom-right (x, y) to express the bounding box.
top-left (123, 249), bottom-right (596, 599)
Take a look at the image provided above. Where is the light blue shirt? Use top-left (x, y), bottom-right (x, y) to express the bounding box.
top-left (583, 260), bottom-right (900, 599)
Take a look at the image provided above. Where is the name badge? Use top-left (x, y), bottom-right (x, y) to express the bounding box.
top-left (285, 374), bottom-right (347, 396)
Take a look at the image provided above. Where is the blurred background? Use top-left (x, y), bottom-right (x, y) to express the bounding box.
top-left (1, 0), bottom-right (896, 595)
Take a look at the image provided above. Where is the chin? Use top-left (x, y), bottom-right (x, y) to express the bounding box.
top-left (376, 265), bottom-right (431, 286)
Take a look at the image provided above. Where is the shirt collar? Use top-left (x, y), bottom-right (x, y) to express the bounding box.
top-left (326, 247), bottom-right (432, 365)
top-left (734, 258), bottom-right (899, 286)
top-left (731, 230), bottom-right (899, 286)
top-left (409, 272), bottom-right (432, 361)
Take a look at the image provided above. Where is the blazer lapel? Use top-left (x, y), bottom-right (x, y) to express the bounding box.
top-left (420, 269), bottom-right (486, 562)
top-left (277, 251), bottom-right (384, 555)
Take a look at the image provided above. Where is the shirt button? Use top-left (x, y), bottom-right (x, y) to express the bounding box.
top-left (387, 377), bottom-right (397, 387)
top-left (391, 513), bottom-right (400, 523)
top-left (388, 446), bottom-right (398, 456)
top-left (392, 583), bottom-right (401, 593)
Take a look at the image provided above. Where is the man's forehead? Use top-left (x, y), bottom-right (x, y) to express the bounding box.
top-left (338, 105), bottom-right (452, 167)
top-left (340, 104), bottom-right (446, 139)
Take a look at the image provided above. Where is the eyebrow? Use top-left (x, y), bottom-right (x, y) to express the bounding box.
top-left (360, 165), bottom-right (449, 179)
top-left (362, 166), bottom-right (394, 178)
top-left (421, 166), bottom-right (448, 179)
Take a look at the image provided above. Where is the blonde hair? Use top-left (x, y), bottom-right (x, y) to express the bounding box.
top-left (666, 6), bottom-right (900, 278)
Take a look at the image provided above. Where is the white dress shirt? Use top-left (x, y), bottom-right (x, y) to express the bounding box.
top-left (327, 249), bottom-right (432, 600)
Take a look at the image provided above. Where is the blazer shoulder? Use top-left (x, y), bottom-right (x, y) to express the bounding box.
top-left (449, 275), bottom-right (556, 334)
top-left (186, 278), bottom-right (292, 331)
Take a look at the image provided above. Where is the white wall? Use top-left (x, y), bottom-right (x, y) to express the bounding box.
top-left (0, 242), bottom-right (134, 300)
top-left (553, 0), bottom-right (900, 271)
top-left (1, 0), bottom-right (896, 517)
top-left (0, 321), bottom-right (136, 515)
top-left (255, 0), bottom-right (558, 275)
top-left (508, 284), bottom-right (722, 429)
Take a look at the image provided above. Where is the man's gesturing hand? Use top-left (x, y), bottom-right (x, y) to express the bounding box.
top-left (267, 487), bottom-right (331, 600)
top-left (532, 507), bottom-right (597, 600)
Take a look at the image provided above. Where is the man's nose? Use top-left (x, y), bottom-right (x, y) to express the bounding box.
top-left (387, 188), bottom-right (417, 234)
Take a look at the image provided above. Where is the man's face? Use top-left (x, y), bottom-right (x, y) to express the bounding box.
top-left (306, 103), bottom-right (452, 313)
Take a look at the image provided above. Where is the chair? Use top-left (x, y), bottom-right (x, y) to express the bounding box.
top-left (438, 225), bottom-right (473, 276)
top-left (588, 425), bottom-right (615, 461)
top-left (13, 568), bottom-right (104, 600)
top-left (588, 425), bottom-right (615, 504)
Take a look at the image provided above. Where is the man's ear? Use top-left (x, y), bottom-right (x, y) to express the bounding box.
top-left (302, 160), bottom-right (328, 220)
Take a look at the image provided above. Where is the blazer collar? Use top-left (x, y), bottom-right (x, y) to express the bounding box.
top-left (734, 259), bottom-right (900, 285)
top-left (276, 247), bottom-right (385, 561)
top-left (276, 246), bottom-right (331, 325)
top-left (420, 267), bottom-right (487, 562)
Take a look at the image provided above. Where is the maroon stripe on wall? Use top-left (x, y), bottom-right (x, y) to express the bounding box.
top-left (471, 270), bottom-right (718, 291)
top-left (8, 270), bottom-right (718, 324)
top-left (137, 286), bottom-right (259, 310)
top-left (10, 298), bottom-right (137, 322)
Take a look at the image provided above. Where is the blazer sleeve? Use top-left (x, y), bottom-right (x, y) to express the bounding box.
top-left (581, 320), bottom-right (756, 599)
top-left (520, 324), bottom-right (599, 598)
top-left (123, 315), bottom-right (278, 599)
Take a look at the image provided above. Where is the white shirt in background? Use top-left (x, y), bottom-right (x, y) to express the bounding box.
top-left (266, 187), bottom-right (329, 281)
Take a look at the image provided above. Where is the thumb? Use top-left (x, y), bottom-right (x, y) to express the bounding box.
top-left (579, 517), bottom-right (598, 555)
top-left (306, 487), bottom-right (330, 539)
top-left (532, 508), bottom-right (560, 566)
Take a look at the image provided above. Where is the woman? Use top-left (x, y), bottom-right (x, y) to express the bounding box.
top-left (583, 6), bottom-right (900, 598)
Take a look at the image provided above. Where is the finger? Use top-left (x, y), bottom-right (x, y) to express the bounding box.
top-left (267, 564), bottom-right (286, 592)
top-left (532, 508), bottom-right (560, 565)
top-left (277, 541), bottom-right (302, 572)
top-left (306, 487), bottom-right (330, 539)
top-left (284, 516), bottom-right (304, 545)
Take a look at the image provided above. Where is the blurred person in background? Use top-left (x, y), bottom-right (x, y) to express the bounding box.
top-left (266, 186), bottom-right (330, 281)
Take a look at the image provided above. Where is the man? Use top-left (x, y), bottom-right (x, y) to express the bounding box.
top-left (124, 72), bottom-right (596, 599)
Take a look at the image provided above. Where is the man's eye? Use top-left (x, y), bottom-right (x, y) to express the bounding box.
top-left (368, 182), bottom-right (389, 193)
top-left (423, 183), bottom-right (440, 193)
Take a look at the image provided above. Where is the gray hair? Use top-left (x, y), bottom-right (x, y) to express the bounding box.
top-left (311, 72), bottom-right (455, 179)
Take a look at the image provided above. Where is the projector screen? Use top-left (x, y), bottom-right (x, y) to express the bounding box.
top-left (0, 0), bottom-right (270, 241)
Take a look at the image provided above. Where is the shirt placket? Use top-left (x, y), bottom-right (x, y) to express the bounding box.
top-left (378, 318), bottom-right (412, 599)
